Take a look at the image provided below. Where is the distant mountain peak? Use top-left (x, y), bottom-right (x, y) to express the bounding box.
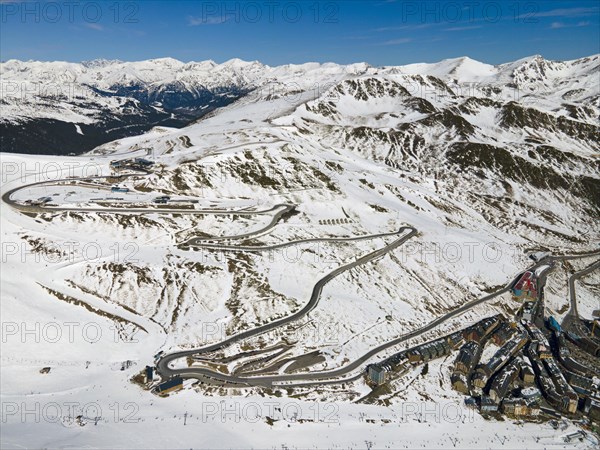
top-left (81, 58), bottom-right (124, 68)
top-left (145, 57), bottom-right (184, 66)
top-left (1, 53), bottom-right (597, 156)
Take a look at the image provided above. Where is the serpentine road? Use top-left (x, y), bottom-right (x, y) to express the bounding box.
top-left (1, 156), bottom-right (420, 387)
top-left (158, 226), bottom-right (417, 384)
top-left (4, 157), bottom-right (599, 390)
top-left (184, 228), bottom-right (412, 250)
top-left (156, 251), bottom-right (600, 388)
top-left (2, 174), bottom-right (293, 217)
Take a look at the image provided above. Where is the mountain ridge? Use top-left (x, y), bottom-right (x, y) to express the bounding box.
top-left (1, 53), bottom-right (598, 154)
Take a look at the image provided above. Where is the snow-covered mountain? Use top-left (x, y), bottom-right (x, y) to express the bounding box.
top-left (2, 55), bottom-right (597, 154)
top-left (1, 54), bottom-right (599, 448)
top-left (69, 52), bottom-right (597, 354)
top-left (0, 57), bottom-right (368, 154)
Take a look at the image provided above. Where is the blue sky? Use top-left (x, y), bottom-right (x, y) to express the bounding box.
top-left (1, 1), bottom-right (599, 65)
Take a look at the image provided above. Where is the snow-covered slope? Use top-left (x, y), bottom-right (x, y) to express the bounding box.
top-left (0, 58), bottom-right (371, 154)
top-left (2, 54), bottom-right (597, 154)
top-left (1, 54), bottom-right (599, 448)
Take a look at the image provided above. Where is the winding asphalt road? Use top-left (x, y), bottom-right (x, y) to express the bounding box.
top-left (4, 154), bottom-right (599, 390)
top-left (184, 228), bottom-right (413, 251)
top-left (181, 204), bottom-right (295, 244)
top-left (157, 272), bottom-right (512, 387)
top-left (2, 175), bottom-right (293, 217)
top-left (2, 155), bottom-right (420, 388)
top-left (562, 258), bottom-right (600, 333)
top-left (157, 251), bottom-right (600, 388)
top-left (157, 226), bottom-right (417, 384)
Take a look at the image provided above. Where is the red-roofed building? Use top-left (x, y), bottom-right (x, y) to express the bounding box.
top-left (512, 271), bottom-right (537, 299)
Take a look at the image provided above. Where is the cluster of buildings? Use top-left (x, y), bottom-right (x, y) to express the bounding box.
top-left (471, 330), bottom-right (529, 394)
top-left (450, 316), bottom-right (504, 394)
top-left (554, 327), bottom-right (600, 421)
top-left (366, 311), bottom-right (600, 423)
top-left (451, 310), bottom-right (599, 420)
top-left (110, 157), bottom-right (154, 172)
top-left (448, 317), bottom-right (540, 416)
top-left (367, 317), bottom-right (506, 386)
top-left (457, 315), bottom-right (600, 419)
top-left (524, 321), bottom-right (579, 414)
top-left (367, 330), bottom-right (465, 385)
top-left (139, 364), bottom-right (185, 397)
top-left (364, 266), bottom-right (600, 424)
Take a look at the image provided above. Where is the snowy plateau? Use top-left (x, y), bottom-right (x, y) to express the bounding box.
top-left (0, 54), bottom-right (599, 449)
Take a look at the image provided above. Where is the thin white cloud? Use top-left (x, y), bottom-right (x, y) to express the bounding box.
top-left (373, 23), bottom-right (432, 32)
top-left (84, 23), bottom-right (104, 31)
top-left (445, 25), bottom-right (483, 31)
top-left (524, 6), bottom-right (599, 18)
top-left (550, 20), bottom-right (592, 29)
top-left (378, 38), bottom-right (412, 46)
top-left (187, 15), bottom-right (228, 26)
top-left (343, 35), bottom-right (373, 41)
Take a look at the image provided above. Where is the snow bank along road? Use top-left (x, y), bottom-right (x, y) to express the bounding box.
top-left (3, 156), bottom-right (600, 390)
